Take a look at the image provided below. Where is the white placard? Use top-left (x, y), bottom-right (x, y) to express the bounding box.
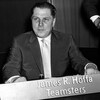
top-left (0, 74), bottom-right (100, 100)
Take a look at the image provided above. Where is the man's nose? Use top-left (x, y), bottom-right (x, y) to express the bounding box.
top-left (38, 20), bottom-right (44, 27)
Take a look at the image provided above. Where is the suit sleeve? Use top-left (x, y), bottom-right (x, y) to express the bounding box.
top-left (2, 39), bottom-right (22, 82)
top-left (83, 0), bottom-right (99, 18)
top-left (68, 36), bottom-right (91, 74)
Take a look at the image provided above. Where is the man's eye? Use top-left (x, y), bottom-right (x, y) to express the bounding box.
top-left (33, 17), bottom-right (39, 21)
top-left (43, 18), bottom-right (50, 23)
top-left (44, 18), bottom-right (49, 21)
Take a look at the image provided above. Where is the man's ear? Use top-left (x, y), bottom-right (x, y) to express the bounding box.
top-left (53, 18), bottom-right (56, 27)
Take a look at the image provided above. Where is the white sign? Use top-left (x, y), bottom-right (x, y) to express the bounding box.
top-left (0, 74), bottom-right (100, 100)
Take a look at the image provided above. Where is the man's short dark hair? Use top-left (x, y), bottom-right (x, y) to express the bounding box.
top-left (32, 2), bottom-right (57, 18)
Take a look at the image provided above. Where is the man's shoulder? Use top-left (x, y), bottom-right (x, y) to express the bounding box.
top-left (15, 31), bottom-right (33, 40)
top-left (52, 30), bottom-right (72, 40)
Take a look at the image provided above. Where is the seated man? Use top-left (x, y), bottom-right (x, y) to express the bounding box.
top-left (2, 2), bottom-right (100, 83)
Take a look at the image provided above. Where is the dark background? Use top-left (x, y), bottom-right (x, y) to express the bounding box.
top-left (0, 0), bottom-right (46, 52)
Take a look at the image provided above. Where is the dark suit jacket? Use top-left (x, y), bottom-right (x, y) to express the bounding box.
top-left (2, 30), bottom-right (90, 81)
top-left (83, 0), bottom-right (100, 18)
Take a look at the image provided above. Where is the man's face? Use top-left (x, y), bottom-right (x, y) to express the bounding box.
top-left (31, 7), bottom-right (56, 38)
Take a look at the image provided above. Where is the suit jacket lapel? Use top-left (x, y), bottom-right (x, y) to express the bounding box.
top-left (28, 32), bottom-right (44, 76)
top-left (28, 31), bottom-right (60, 77)
top-left (51, 30), bottom-right (60, 77)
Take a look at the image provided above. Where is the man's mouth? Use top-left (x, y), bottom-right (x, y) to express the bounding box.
top-left (38, 29), bottom-right (44, 31)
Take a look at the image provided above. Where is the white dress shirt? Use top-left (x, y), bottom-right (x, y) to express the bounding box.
top-left (37, 34), bottom-right (51, 78)
top-left (90, 15), bottom-right (100, 22)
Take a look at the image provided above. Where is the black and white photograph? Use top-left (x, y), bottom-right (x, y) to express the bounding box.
top-left (0, 0), bottom-right (100, 100)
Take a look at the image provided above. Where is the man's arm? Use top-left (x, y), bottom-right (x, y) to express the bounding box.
top-left (68, 35), bottom-right (100, 75)
top-left (91, 16), bottom-right (100, 29)
top-left (84, 63), bottom-right (100, 75)
top-left (83, 0), bottom-right (98, 18)
top-left (5, 76), bottom-right (27, 83)
top-left (2, 39), bottom-right (22, 83)
top-left (83, 0), bottom-right (100, 28)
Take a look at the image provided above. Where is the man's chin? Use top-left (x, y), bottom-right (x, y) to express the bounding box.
top-left (36, 34), bottom-right (48, 38)
top-left (37, 34), bottom-right (46, 38)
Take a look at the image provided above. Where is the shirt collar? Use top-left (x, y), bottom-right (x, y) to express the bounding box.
top-left (37, 34), bottom-right (51, 44)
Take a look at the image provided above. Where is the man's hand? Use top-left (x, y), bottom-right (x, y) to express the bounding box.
top-left (85, 68), bottom-right (100, 75)
top-left (14, 77), bottom-right (27, 83)
top-left (94, 17), bottom-right (100, 29)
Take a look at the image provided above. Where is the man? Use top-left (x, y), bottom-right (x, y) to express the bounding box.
top-left (83, 0), bottom-right (100, 29)
top-left (83, 0), bottom-right (100, 69)
top-left (2, 2), bottom-right (100, 83)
